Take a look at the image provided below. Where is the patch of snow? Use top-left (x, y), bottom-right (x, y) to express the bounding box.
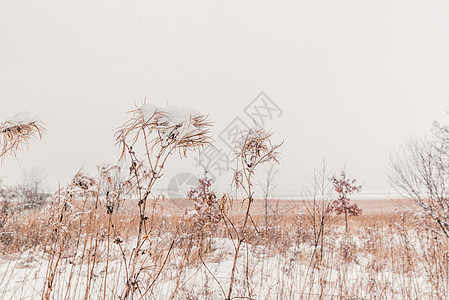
top-left (160, 105), bottom-right (202, 126)
top-left (234, 124), bottom-right (268, 146)
top-left (139, 103), bottom-right (202, 126)
top-left (138, 103), bottom-right (207, 146)
top-left (139, 103), bottom-right (159, 122)
top-left (2, 112), bottom-right (38, 127)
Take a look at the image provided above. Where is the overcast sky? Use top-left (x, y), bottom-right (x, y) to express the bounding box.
top-left (1, 1), bottom-right (449, 198)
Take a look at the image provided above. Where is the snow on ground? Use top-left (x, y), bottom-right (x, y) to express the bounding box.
top-left (0, 232), bottom-right (440, 299)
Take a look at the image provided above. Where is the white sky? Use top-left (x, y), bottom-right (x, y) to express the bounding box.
top-left (1, 0), bottom-right (449, 197)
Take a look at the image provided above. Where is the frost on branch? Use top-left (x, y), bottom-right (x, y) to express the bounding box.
top-left (0, 112), bottom-right (45, 160)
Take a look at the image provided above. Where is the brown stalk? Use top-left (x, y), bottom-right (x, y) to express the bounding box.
top-left (115, 103), bottom-right (212, 299)
top-left (226, 127), bottom-right (282, 300)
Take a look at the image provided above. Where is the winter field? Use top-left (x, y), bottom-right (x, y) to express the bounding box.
top-left (1, 196), bottom-right (448, 300)
top-left (2, 106), bottom-right (449, 300)
top-left (4, 0), bottom-right (449, 298)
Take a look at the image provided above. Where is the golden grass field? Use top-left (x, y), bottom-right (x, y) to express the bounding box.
top-left (148, 197), bottom-right (418, 217)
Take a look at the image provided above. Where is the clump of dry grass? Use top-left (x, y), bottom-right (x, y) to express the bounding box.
top-left (0, 112), bottom-right (45, 161)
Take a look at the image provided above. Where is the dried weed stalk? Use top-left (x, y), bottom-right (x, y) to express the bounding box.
top-left (225, 126), bottom-right (282, 300)
top-left (43, 170), bottom-right (100, 300)
top-left (186, 176), bottom-right (222, 230)
top-left (115, 103), bottom-right (212, 299)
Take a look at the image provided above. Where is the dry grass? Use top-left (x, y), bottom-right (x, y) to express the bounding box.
top-left (0, 112), bottom-right (45, 161)
top-left (1, 196), bottom-right (448, 299)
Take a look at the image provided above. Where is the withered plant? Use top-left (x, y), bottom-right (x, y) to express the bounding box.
top-left (185, 174), bottom-right (223, 275)
top-left (304, 162), bottom-right (334, 257)
top-left (390, 133), bottom-right (449, 239)
top-left (186, 175), bottom-right (222, 230)
top-left (0, 112), bottom-right (46, 254)
top-left (298, 161), bottom-right (336, 298)
top-left (40, 166), bottom-right (130, 300)
top-left (115, 103), bottom-right (212, 298)
top-left (0, 112), bottom-right (45, 161)
top-left (259, 164), bottom-right (278, 229)
top-left (97, 164), bottom-right (127, 299)
top-left (43, 170), bottom-right (100, 300)
top-left (0, 179), bottom-right (13, 243)
top-left (224, 126), bottom-right (282, 300)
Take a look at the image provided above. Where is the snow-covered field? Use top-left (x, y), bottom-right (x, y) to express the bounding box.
top-left (1, 207), bottom-right (447, 300)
